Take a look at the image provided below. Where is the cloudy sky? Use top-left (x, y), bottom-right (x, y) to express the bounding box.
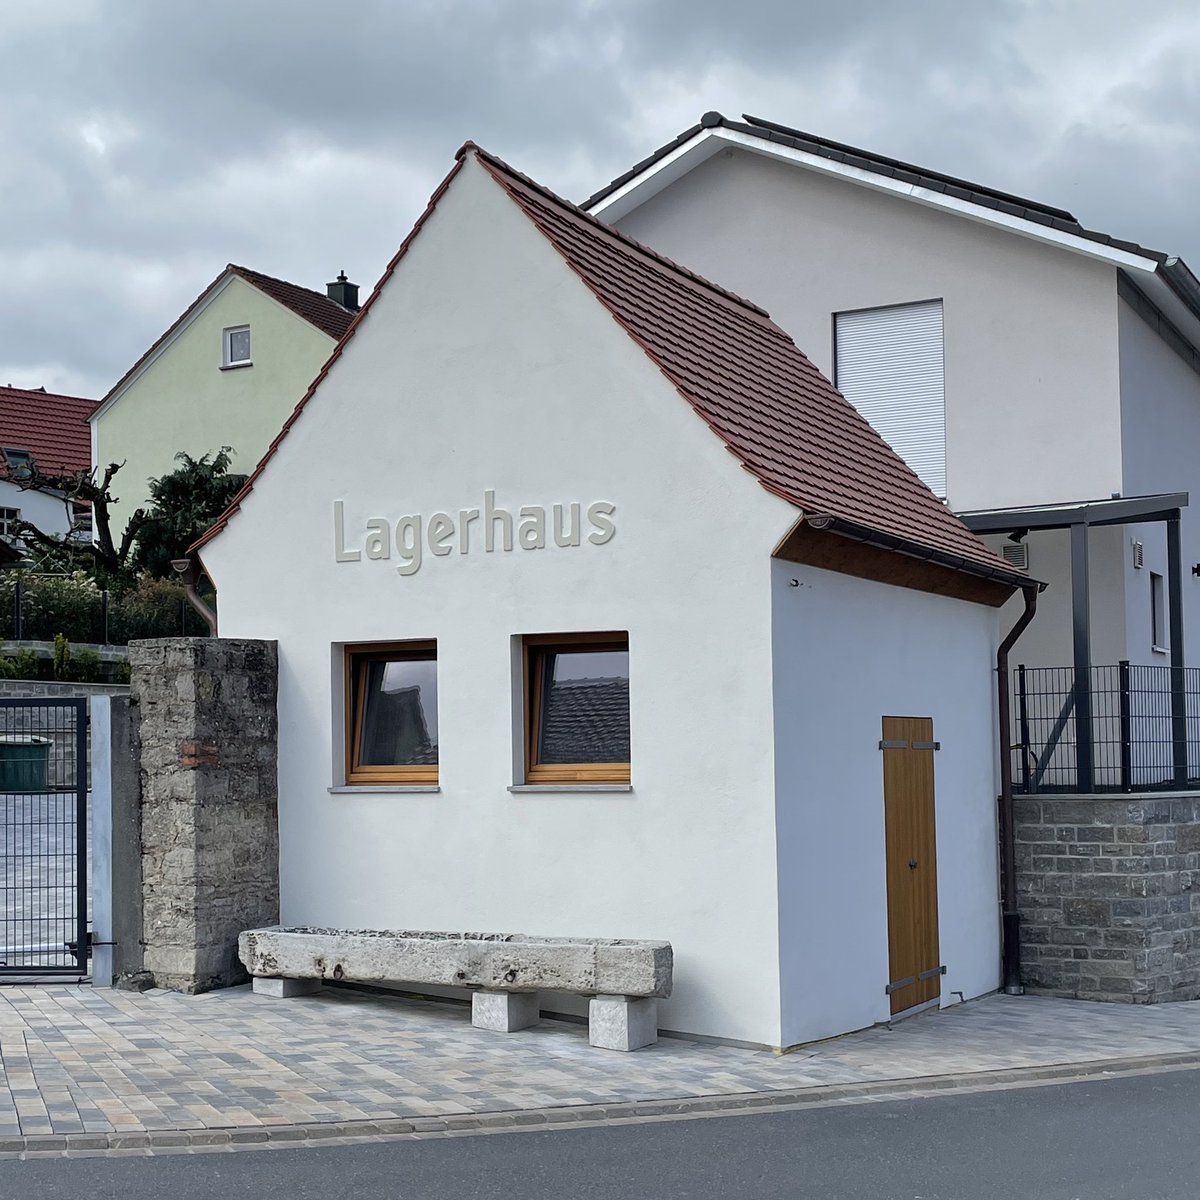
top-left (2, 0), bottom-right (1198, 400)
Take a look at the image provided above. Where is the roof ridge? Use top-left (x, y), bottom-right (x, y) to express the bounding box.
top-left (228, 263), bottom-right (357, 315)
top-left (738, 113), bottom-right (1081, 224)
top-left (0, 384), bottom-right (98, 407)
top-left (463, 142), bottom-right (777, 323)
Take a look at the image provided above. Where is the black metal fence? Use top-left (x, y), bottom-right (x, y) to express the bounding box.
top-left (1013, 662), bottom-right (1200, 794)
top-left (0, 699), bottom-right (88, 975)
top-left (1, 573), bottom-right (207, 645)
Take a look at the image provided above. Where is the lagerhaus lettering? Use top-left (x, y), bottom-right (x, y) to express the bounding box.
top-left (333, 491), bottom-right (616, 576)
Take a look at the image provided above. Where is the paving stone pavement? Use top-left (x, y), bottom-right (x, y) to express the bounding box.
top-left (1, 984), bottom-right (1200, 1138)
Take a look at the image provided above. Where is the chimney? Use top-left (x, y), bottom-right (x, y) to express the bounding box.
top-left (327, 271), bottom-right (359, 312)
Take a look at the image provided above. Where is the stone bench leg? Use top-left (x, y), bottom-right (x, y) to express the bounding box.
top-left (252, 976), bottom-right (322, 998)
top-left (472, 990), bottom-right (540, 1032)
top-left (589, 995), bottom-right (658, 1051)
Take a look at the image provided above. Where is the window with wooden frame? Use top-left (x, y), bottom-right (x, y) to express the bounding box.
top-left (524, 633), bottom-right (630, 785)
top-left (345, 642), bottom-right (438, 785)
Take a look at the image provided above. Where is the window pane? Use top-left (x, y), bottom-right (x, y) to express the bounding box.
top-left (228, 328), bottom-right (251, 362)
top-left (538, 648), bottom-right (629, 764)
top-left (358, 657), bottom-right (438, 766)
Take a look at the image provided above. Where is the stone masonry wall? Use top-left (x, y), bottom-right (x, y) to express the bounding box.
top-left (129, 638), bottom-right (279, 994)
top-left (1015, 794), bottom-right (1200, 1003)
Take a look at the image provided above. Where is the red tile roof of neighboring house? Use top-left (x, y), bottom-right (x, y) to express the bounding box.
top-left (228, 265), bottom-right (357, 342)
top-left (192, 145), bottom-right (1028, 592)
top-left (0, 385), bottom-right (98, 476)
top-left (99, 265), bottom-right (356, 412)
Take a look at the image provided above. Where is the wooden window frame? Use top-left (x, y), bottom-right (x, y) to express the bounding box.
top-left (344, 640), bottom-right (438, 785)
top-left (524, 631), bottom-right (630, 785)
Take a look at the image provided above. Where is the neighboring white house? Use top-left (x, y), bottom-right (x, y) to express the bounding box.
top-left (195, 144), bottom-right (1032, 1049)
top-left (585, 112), bottom-right (1200, 793)
top-left (0, 384), bottom-right (98, 555)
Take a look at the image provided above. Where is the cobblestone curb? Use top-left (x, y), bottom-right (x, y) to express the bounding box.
top-left (5, 1049), bottom-right (1200, 1160)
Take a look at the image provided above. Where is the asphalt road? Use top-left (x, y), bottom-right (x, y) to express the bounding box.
top-left (6, 1067), bottom-right (1200, 1200)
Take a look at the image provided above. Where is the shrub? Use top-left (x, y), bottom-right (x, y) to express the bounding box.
top-left (12, 649), bottom-right (43, 680)
top-left (0, 571), bottom-right (103, 643)
top-left (53, 633), bottom-right (71, 681)
top-left (0, 656), bottom-right (15, 679)
top-left (108, 576), bottom-right (206, 642)
top-left (112, 658), bottom-right (131, 685)
top-left (73, 648), bottom-right (101, 683)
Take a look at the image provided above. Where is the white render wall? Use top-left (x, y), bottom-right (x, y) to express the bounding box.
top-left (0, 478), bottom-right (72, 542)
top-left (202, 156), bottom-right (798, 1046)
top-left (1119, 299), bottom-right (1200, 672)
top-left (771, 561), bottom-right (1002, 1046)
top-left (611, 148), bottom-right (1124, 514)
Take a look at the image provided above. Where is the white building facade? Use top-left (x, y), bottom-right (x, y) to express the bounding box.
top-left (586, 113), bottom-right (1200, 792)
top-left (198, 146), bottom-right (1028, 1048)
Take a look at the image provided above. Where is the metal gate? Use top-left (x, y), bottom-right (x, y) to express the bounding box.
top-left (0, 699), bottom-right (88, 976)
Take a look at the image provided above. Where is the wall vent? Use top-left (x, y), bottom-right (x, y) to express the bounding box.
top-left (1001, 542), bottom-right (1028, 571)
top-left (1132, 539), bottom-right (1145, 569)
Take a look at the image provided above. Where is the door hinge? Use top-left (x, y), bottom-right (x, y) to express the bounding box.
top-left (911, 740), bottom-right (940, 750)
top-left (918, 965), bottom-right (947, 981)
top-left (879, 739), bottom-right (908, 750)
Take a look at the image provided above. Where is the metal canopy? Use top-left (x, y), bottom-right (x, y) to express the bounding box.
top-left (960, 492), bottom-right (1189, 792)
top-left (958, 492), bottom-right (1189, 534)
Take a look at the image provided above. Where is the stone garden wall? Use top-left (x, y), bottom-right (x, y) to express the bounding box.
top-left (128, 638), bottom-right (279, 994)
top-left (1015, 794), bottom-right (1200, 1002)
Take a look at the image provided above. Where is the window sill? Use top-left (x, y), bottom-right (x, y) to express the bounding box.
top-left (220, 361), bottom-right (253, 371)
top-left (1152, 645), bottom-right (1169, 655)
top-left (329, 785), bottom-right (441, 794)
top-left (508, 784), bottom-right (633, 793)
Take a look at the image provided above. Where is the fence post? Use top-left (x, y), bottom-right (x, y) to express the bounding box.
top-left (1118, 660), bottom-right (1132, 793)
top-left (102, 590), bottom-right (109, 646)
top-left (13, 574), bottom-right (21, 641)
top-left (1016, 664), bottom-right (1031, 795)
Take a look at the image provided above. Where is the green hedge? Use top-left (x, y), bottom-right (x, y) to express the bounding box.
top-left (0, 571), bottom-right (209, 644)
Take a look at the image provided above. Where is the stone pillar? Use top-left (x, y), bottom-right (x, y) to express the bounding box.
top-left (109, 695), bottom-right (144, 985)
top-left (130, 638), bottom-right (279, 994)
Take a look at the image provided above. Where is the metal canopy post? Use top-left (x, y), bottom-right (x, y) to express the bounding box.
top-left (1071, 520), bottom-right (1094, 793)
top-left (1167, 513), bottom-right (1188, 787)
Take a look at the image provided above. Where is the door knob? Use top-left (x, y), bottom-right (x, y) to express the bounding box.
top-left (908, 858), bottom-right (918, 870)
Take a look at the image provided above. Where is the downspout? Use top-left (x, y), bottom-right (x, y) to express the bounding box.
top-left (171, 557), bottom-right (218, 637)
top-left (997, 582), bottom-right (1040, 995)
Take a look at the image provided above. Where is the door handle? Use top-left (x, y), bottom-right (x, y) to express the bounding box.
top-left (908, 858), bottom-right (918, 870)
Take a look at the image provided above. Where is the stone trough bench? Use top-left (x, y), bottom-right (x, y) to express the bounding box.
top-left (238, 927), bottom-right (673, 1051)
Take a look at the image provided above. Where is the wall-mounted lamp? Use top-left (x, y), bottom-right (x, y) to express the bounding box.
top-left (171, 556), bottom-right (218, 637)
top-left (806, 514), bottom-right (835, 530)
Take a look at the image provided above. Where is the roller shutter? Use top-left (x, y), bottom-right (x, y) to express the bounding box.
top-left (835, 300), bottom-right (946, 497)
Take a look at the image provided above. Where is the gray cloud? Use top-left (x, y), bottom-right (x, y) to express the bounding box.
top-left (1, 1), bottom-right (1197, 398)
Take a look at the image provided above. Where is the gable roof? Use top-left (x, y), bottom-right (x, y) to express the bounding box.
top-left (94, 264), bottom-right (357, 421)
top-left (0, 385), bottom-right (98, 476)
top-left (192, 144), bottom-right (1028, 594)
top-left (227, 265), bottom-right (357, 342)
top-left (583, 112), bottom-right (1200, 337)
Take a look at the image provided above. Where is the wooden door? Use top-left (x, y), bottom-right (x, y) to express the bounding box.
top-left (881, 716), bottom-right (941, 1016)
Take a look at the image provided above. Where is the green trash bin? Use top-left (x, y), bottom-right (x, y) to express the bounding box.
top-left (0, 735), bottom-right (52, 792)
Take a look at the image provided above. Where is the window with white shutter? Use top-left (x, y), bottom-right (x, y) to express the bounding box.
top-left (834, 299), bottom-right (946, 497)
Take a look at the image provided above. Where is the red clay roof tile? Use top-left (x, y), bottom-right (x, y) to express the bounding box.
top-left (193, 146), bottom-right (1022, 590)
top-left (473, 147), bottom-right (1019, 582)
top-left (0, 385), bottom-right (98, 476)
